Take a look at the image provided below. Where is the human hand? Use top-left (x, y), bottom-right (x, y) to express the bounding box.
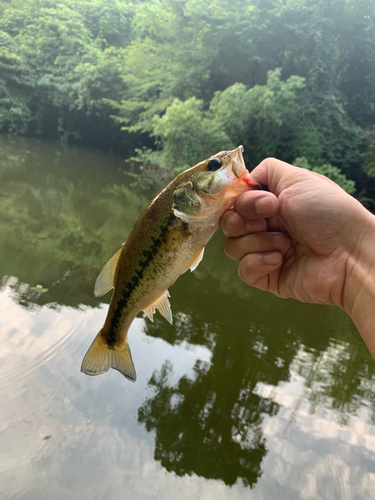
top-left (221, 158), bottom-right (375, 317)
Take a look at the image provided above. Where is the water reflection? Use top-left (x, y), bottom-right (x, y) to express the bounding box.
top-left (292, 339), bottom-right (375, 426)
top-left (139, 358), bottom-right (274, 487)
top-left (0, 136), bottom-right (149, 308)
top-left (1, 136), bottom-right (375, 499)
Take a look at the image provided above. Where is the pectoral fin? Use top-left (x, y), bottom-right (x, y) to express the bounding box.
top-left (143, 290), bottom-right (173, 325)
top-left (94, 247), bottom-right (122, 298)
top-left (189, 247), bottom-right (205, 272)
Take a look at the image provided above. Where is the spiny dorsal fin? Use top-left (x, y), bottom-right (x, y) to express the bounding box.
top-left (94, 247), bottom-right (122, 298)
top-left (81, 330), bottom-right (136, 382)
top-left (143, 290), bottom-right (173, 325)
top-left (189, 247), bottom-right (205, 272)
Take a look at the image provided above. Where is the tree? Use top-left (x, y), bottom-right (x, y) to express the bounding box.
top-left (1, 0), bottom-right (375, 197)
top-left (293, 156), bottom-right (356, 194)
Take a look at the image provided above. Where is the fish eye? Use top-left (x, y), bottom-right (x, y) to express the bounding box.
top-left (207, 158), bottom-right (222, 171)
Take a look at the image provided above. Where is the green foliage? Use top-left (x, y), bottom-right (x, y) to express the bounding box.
top-left (0, 0), bottom-right (133, 144)
top-left (210, 69), bottom-right (308, 166)
top-left (294, 156), bottom-right (356, 195)
top-left (363, 126), bottom-right (375, 178)
top-left (152, 97), bottom-right (232, 171)
top-left (0, 1), bottom-right (11, 17)
top-left (0, 0), bottom-right (375, 196)
top-left (0, 30), bottom-right (33, 133)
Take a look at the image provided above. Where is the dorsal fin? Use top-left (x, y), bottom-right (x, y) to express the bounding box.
top-left (143, 290), bottom-right (173, 325)
top-left (94, 248), bottom-right (122, 298)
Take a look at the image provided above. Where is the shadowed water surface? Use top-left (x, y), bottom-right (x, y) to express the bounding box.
top-left (1, 136), bottom-right (375, 500)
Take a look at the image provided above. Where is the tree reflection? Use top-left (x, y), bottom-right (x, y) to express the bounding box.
top-left (0, 136), bottom-right (150, 308)
top-left (293, 334), bottom-right (375, 426)
top-left (139, 360), bottom-right (276, 487)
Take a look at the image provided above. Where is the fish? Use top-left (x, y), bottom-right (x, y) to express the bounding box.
top-left (81, 146), bottom-right (262, 381)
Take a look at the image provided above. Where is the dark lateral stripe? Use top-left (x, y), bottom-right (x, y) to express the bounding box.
top-left (107, 213), bottom-right (176, 346)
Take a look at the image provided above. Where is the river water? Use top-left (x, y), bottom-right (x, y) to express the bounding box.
top-left (1, 136), bottom-right (375, 500)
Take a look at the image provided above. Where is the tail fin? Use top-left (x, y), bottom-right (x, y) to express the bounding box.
top-left (81, 330), bottom-right (136, 382)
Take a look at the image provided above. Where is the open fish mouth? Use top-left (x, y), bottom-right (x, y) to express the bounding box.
top-left (220, 145), bottom-right (247, 179)
top-left (218, 146), bottom-right (261, 189)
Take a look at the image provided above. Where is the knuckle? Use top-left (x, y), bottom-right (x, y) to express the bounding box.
top-left (221, 211), bottom-right (237, 236)
top-left (257, 157), bottom-right (276, 170)
top-left (238, 262), bottom-right (247, 282)
top-left (238, 255), bottom-right (254, 281)
top-left (225, 212), bottom-right (238, 234)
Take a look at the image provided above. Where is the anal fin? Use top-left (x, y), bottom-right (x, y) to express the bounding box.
top-left (143, 290), bottom-right (173, 325)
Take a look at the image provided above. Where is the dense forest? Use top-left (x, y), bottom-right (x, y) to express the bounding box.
top-left (0, 0), bottom-right (374, 196)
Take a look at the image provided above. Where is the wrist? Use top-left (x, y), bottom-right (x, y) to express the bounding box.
top-left (343, 208), bottom-right (375, 356)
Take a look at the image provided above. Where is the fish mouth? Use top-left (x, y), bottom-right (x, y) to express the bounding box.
top-left (220, 145), bottom-right (248, 178)
top-left (221, 146), bottom-right (261, 188)
top-left (230, 145), bottom-right (247, 178)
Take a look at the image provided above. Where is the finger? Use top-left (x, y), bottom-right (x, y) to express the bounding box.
top-left (238, 252), bottom-right (282, 287)
top-left (220, 210), bottom-right (267, 237)
top-left (234, 191), bottom-right (279, 220)
top-left (224, 232), bottom-right (291, 262)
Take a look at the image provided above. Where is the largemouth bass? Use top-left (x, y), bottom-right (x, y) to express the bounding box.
top-left (81, 146), bottom-right (262, 381)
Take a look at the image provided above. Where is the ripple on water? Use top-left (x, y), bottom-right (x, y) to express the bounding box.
top-left (0, 285), bottom-right (97, 394)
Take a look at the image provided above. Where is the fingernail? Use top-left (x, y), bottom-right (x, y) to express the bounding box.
top-left (273, 234), bottom-right (290, 253)
top-left (264, 252), bottom-right (282, 265)
top-left (255, 197), bottom-right (276, 215)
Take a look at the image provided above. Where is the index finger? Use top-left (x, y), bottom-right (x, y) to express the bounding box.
top-left (221, 209), bottom-right (268, 237)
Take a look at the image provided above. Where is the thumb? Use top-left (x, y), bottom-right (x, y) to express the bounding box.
top-left (250, 158), bottom-right (307, 196)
